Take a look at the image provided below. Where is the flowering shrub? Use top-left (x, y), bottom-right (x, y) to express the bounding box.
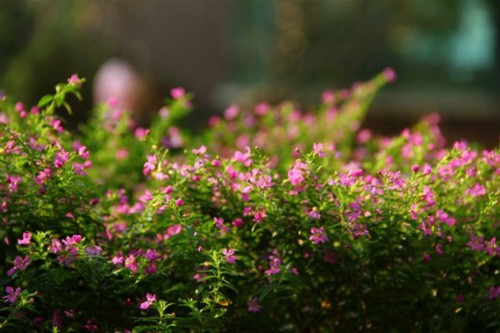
top-left (1, 70), bottom-right (499, 332)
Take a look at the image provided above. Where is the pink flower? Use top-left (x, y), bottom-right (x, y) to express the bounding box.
top-left (17, 232), bottom-right (31, 245)
top-left (253, 210), bottom-right (267, 223)
top-left (232, 218), bottom-right (244, 228)
top-left (465, 184), bottom-right (486, 197)
top-left (192, 145), bottom-right (207, 155)
top-left (247, 297), bottom-right (262, 313)
top-left (85, 319), bottom-right (98, 331)
top-left (111, 252), bottom-right (124, 266)
top-left (49, 239), bottom-right (63, 253)
top-left (135, 127), bottom-right (150, 140)
top-left (436, 210), bottom-right (455, 226)
top-left (309, 227), bottom-right (328, 244)
top-left (222, 248), bottom-right (237, 264)
top-left (3, 286), bottom-right (21, 303)
top-left (62, 235), bottom-right (82, 247)
top-left (233, 147), bottom-right (252, 166)
top-left (6, 175), bottom-right (22, 193)
top-left (51, 119), bottom-right (64, 133)
top-left (159, 106), bottom-right (169, 118)
top-left (435, 243), bottom-right (444, 255)
top-left (54, 150), bottom-right (69, 168)
top-left (356, 129), bottom-right (372, 144)
top-left (175, 198), bottom-right (184, 207)
top-left (224, 105), bottom-right (239, 120)
top-left (35, 168), bottom-right (53, 185)
top-left (383, 67), bottom-right (397, 82)
top-left (124, 254), bottom-right (139, 272)
top-left (15, 102), bottom-right (25, 113)
top-left (288, 167), bottom-right (304, 186)
top-left (321, 90), bottom-right (335, 104)
top-left (139, 293), bottom-right (156, 310)
top-left (171, 87), bottom-right (185, 99)
top-left (165, 224), bottom-right (182, 239)
top-left (313, 143), bottom-right (325, 157)
top-left (409, 204), bottom-right (419, 220)
top-left (77, 145), bottom-right (89, 159)
top-left (139, 190), bottom-right (153, 203)
top-left (143, 155), bottom-right (157, 176)
top-left (255, 102), bottom-right (269, 116)
top-left (67, 74), bottom-right (81, 86)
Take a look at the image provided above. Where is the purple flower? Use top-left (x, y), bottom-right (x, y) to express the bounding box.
top-left (485, 237), bottom-right (498, 256)
top-left (139, 293), bottom-right (156, 310)
top-left (265, 256), bottom-right (281, 275)
top-left (309, 227), bottom-right (328, 244)
top-left (73, 163), bottom-right (87, 176)
top-left (247, 297), bottom-right (262, 313)
top-left (466, 234), bottom-right (484, 252)
top-left (435, 243), bottom-right (444, 255)
top-left (7, 255), bottom-right (30, 276)
top-left (144, 249), bottom-right (158, 261)
top-left (222, 248), bottom-right (237, 264)
top-left (84, 245), bottom-right (102, 256)
top-left (3, 286), bottom-right (21, 303)
top-left (489, 286), bottom-right (500, 300)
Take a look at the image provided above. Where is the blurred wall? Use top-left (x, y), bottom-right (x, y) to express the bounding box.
top-left (0, 0), bottom-right (498, 146)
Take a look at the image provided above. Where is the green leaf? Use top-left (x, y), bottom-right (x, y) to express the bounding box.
top-left (63, 101), bottom-right (73, 115)
top-left (38, 95), bottom-right (53, 107)
top-left (54, 94), bottom-right (64, 107)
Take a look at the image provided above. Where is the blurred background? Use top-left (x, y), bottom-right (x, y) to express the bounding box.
top-left (1, 0), bottom-right (498, 147)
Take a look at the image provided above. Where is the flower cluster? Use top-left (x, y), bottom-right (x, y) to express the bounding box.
top-left (0, 71), bottom-right (498, 332)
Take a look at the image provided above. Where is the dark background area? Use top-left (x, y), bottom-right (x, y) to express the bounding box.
top-left (0, 0), bottom-right (498, 147)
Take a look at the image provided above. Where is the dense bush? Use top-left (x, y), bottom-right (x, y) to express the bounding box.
top-left (1, 71), bottom-right (498, 332)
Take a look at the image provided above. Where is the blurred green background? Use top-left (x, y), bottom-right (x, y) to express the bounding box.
top-left (0, 0), bottom-right (498, 146)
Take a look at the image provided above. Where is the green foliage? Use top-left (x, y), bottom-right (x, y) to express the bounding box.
top-left (0, 72), bottom-right (498, 332)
